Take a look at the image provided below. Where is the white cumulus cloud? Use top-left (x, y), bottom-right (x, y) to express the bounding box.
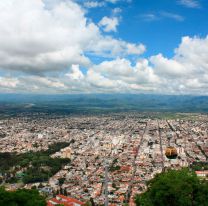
top-left (99, 16), bottom-right (119, 32)
top-left (0, 1), bottom-right (208, 95)
top-left (178, 0), bottom-right (201, 8)
top-left (0, 0), bottom-right (144, 74)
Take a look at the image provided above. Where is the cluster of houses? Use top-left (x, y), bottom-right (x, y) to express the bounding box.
top-left (0, 114), bottom-right (207, 205)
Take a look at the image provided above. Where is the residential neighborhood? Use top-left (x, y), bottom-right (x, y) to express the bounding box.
top-left (0, 113), bottom-right (207, 205)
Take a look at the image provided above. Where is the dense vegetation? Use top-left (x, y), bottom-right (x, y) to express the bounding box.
top-left (0, 142), bottom-right (70, 184)
top-left (190, 161), bottom-right (208, 171)
top-left (0, 187), bottom-right (46, 206)
top-left (135, 169), bottom-right (208, 206)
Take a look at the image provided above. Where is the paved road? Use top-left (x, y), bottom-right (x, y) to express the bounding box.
top-left (125, 121), bottom-right (149, 203)
top-left (157, 121), bottom-right (165, 171)
top-left (167, 121), bottom-right (199, 163)
top-left (180, 125), bottom-right (208, 161)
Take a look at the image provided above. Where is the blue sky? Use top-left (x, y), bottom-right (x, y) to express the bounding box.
top-left (0, 0), bottom-right (208, 94)
top-left (85, 0), bottom-right (208, 58)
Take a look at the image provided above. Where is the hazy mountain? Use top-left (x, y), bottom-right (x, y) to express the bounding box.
top-left (0, 94), bottom-right (208, 115)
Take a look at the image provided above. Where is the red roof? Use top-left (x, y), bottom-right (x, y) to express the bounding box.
top-left (120, 166), bottom-right (131, 172)
top-left (195, 170), bottom-right (208, 175)
top-left (47, 195), bottom-right (85, 206)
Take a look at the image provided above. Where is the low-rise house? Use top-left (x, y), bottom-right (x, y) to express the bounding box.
top-left (195, 170), bottom-right (208, 178)
top-left (47, 195), bottom-right (85, 206)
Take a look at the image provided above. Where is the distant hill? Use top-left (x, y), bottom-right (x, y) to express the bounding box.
top-left (0, 94), bottom-right (208, 115)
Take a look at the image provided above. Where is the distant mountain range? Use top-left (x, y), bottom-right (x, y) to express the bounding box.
top-left (0, 94), bottom-right (208, 115)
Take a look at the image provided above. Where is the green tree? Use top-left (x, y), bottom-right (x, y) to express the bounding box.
top-left (58, 178), bottom-right (65, 186)
top-left (84, 202), bottom-right (91, 206)
top-left (63, 188), bottom-right (67, 196)
top-left (135, 169), bottom-right (208, 206)
top-left (0, 187), bottom-right (46, 206)
top-left (90, 197), bottom-right (95, 206)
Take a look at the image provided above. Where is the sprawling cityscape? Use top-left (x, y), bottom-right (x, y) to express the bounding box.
top-left (0, 113), bottom-right (207, 205)
top-left (0, 0), bottom-right (208, 205)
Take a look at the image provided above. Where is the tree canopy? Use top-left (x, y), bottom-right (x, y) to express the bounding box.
top-left (135, 168), bottom-right (208, 206)
top-left (0, 187), bottom-right (46, 206)
top-left (0, 142), bottom-right (70, 184)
